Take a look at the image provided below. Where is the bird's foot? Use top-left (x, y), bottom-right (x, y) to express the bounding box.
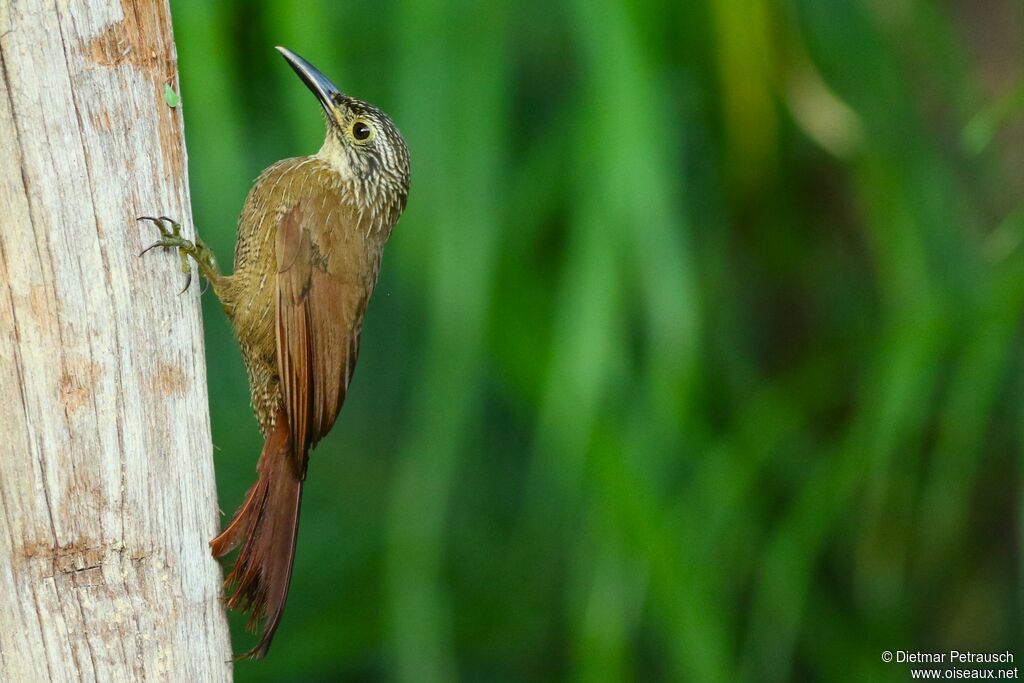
top-left (138, 216), bottom-right (221, 293)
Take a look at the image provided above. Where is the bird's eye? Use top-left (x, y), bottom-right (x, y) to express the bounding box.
top-left (351, 120), bottom-right (373, 142)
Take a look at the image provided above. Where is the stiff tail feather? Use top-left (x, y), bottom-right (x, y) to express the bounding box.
top-left (210, 406), bottom-right (304, 659)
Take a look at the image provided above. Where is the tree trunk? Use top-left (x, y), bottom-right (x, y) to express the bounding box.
top-left (0, 1), bottom-right (232, 680)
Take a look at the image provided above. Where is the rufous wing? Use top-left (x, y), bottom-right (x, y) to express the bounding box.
top-left (275, 199), bottom-right (363, 471)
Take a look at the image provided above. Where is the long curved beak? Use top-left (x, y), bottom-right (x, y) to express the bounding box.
top-left (276, 46), bottom-right (343, 119)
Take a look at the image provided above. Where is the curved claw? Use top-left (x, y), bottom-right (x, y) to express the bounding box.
top-left (139, 241), bottom-right (166, 257)
top-left (178, 270), bottom-right (193, 295)
top-left (137, 215), bottom-right (167, 229)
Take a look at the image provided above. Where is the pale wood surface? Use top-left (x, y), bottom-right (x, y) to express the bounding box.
top-left (0, 0), bottom-right (233, 680)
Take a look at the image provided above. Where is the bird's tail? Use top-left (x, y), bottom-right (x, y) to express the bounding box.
top-left (210, 406), bottom-right (304, 659)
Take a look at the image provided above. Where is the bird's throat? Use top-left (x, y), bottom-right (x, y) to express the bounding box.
top-left (316, 133), bottom-right (355, 183)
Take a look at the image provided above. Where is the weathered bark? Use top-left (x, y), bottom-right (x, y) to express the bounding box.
top-left (0, 1), bottom-right (232, 680)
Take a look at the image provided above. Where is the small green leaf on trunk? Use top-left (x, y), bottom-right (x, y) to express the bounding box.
top-left (164, 83), bottom-right (180, 108)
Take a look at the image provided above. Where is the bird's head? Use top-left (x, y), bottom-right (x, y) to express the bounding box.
top-left (277, 46), bottom-right (410, 217)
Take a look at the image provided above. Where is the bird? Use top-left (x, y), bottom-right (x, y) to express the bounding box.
top-left (140, 46), bottom-right (410, 658)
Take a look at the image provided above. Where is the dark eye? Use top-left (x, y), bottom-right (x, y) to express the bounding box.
top-left (352, 120), bottom-right (372, 141)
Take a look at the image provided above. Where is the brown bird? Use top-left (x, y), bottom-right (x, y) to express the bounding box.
top-left (140, 46), bottom-right (410, 658)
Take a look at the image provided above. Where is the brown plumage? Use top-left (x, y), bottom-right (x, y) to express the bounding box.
top-left (146, 47), bottom-right (409, 658)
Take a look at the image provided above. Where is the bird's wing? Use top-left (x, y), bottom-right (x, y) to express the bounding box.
top-left (275, 198), bottom-right (365, 472)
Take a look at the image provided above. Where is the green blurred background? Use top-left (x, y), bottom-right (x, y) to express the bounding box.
top-left (170, 0), bottom-right (1024, 680)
